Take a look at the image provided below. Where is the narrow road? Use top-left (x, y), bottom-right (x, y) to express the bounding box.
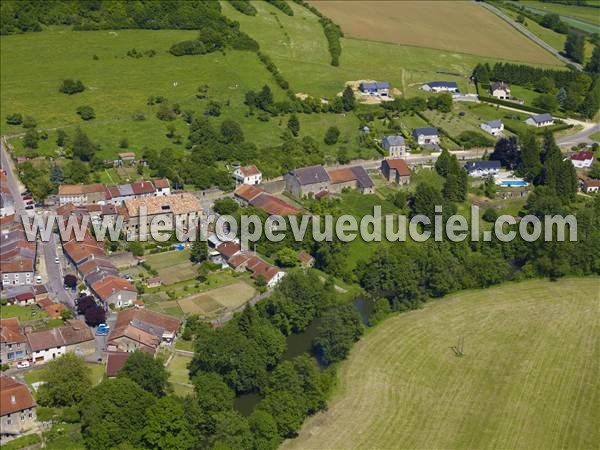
top-left (557, 123), bottom-right (600, 147)
top-left (478, 1), bottom-right (582, 70)
top-left (1, 137), bottom-right (27, 216)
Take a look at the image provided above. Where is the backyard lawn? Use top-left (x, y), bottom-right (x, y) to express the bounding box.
top-left (166, 353), bottom-right (194, 397)
top-left (0, 304), bottom-right (48, 321)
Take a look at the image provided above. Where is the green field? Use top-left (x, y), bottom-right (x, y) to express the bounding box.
top-left (167, 353), bottom-right (194, 396)
top-left (285, 278), bottom-right (599, 450)
top-left (506, 0), bottom-right (600, 33)
top-left (0, 304), bottom-right (48, 321)
top-left (590, 131), bottom-right (600, 142)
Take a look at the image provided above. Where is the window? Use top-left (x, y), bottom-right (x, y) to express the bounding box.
top-left (7, 352), bottom-right (14, 360)
top-left (6, 419), bottom-right (11, 425)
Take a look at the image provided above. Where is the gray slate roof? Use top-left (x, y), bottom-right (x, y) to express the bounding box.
top-left (491, 81), bottom-right (510, 91)
top-left (360, 81), bottom-right (390, 91)
top-left (118, 184), bottom-right (134, 197)
top-left (290, 165), bottom-right (330, 186)
top-left (350, 166), bottom-right (374, 189)
top-left (382, 135), bottom-right (406, 147)
top-left (425, 81), bottom-right (458, 89)
top-left (412, 127), bottom-right (439, 138)
top-left (465, 160), bottom-right (501, 172)
top-left (529, 113), bottom-right (553, 123)
top-left (484, 120), bottom-right (503, 128)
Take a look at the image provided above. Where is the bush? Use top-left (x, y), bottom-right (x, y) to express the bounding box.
top-left (76, 105), bottom-right (95, 121)
top-left (266, 0), bottom-right (294, 15)
top-left (59, 79), bottom-right (85, 95)
top-left (156, 104), bottom-right (177, 121)
top-left (22, 115), bottom-right (37, 128)
top-left (228, 0), bottom-right (257, 15)
top-left (483, 208), bottom-right (499, 223)
top-left (324, 126), bottom-right (340, 145)
top-left (1, 433), bottom-right (41, 450)
top-left (457, 131), bottom-right (494, 149)
top-left (169, 40), bottom-right (207, 56)
top-left (6, 113), bottom-right (22, 125)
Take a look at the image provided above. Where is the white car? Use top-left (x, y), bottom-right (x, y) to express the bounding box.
top-left (35, 275), bottom-right (43, 284)
top-left (55, 257), bottom-right (60, 264)
top-left (17, 361), bottom-right (30, 369)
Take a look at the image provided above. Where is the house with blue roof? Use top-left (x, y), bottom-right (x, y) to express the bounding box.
top-left (412, 127), bottom-right (440, 147)
top-left (480, 119), bottom-right (504, 136)
top-left (421, 81), bottom-right (458, 93)
top-left (359, 81), bottom-right (390, 97)
top-left (382, 135), bottom-right (408, 158)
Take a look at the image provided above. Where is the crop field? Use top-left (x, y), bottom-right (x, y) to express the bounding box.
top-left (177, 281), bottom-right (256, 317)
top-left (306, 1), bottom-right (560, 65)
top-left (284, 277), bottom-right (599, 450)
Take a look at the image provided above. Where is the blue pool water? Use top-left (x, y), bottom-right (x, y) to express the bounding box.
top-left (499, 180), bottom-right (528, 187)
top-left (173, 244), bottom-right (185, 251)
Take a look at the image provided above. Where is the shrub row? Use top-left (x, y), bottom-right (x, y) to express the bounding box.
top-left (228, 0), bottom-right (257, 16)
top-left (265, 0), bottom-right (294, 16)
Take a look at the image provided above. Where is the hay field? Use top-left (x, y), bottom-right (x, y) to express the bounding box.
top-left (308, 1), bottom-right (560, 65)
top-left (284, 278), bottom-right (599, 450)
top-left (178, 281), bottom-right (256, 317)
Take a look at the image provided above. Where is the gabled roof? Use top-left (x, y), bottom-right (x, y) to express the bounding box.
top-left (528, 113), bottom-right (554, 123)
top-left (130, 180), bottom-right (155, 195)
top-left (490, 81), bottom-right (510, 91)
top-left (216, 241), bottom-right (241, 258)
top-left (58, 319), bottom-right (94, 345)
top-left (228, 252), bottom-right (251, 269)
top-left (108, 309), bottom-right (181, 349)
top-left (464, 160), bottom-right (501, 171)
top-left (58, 183), bottom-right (106, 196)
top-left (359, 81), bottom-right (390, 90)
top-left (298, 250), bottom-right (314, 264)
top-left (412, 127), bottom-right (439, 138)
top-left (0, 376), bottom-right (36, 416)
top-left (117, 184), bottom-right (134, 197)
top-left (289, 165), bottom-right (330, 186)
top-left (0, 318), bottom-right (26, 344)
top-left (484, 120), bottom-right (503, 128)
top-left (249, 193), bottom-right (300, 216)
top-left (125, 193), bottom-right (200, 216)
top-left (106, 352), bottom-right (131, 377)
top-left (27, 327), bottom-right (65, 352)
top-left (234, 184), bottom-right (264, 203)
top-left (382, 135), bottom-right (406, 147)
top-left (570, 151), bottom-right (594, 161)
top-left (91, 275), bottom-right (136, 301)
top-left (239, 165), bottom-right (261, 177)
top-left (383, 159), bottom-right (411, 177)
top-left (153, 178), bottom-right (170, 189)
top-left (424, 81), bottom-right (458, 89)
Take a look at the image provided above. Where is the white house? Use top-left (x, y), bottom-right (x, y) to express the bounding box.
top-left (233, 165), bottom-right (262, 185)
top-left (412, 127), bottom-right (440, 146)
top-left (381, 135), bottom-right (408, 158)
top-left (569, 151), bottom-right (594, 169)
top-left (464, 160), bottom-right (501, 177)
top-left (489, 81), bottom-right (511, 100)
top-left (525, 113), bottom-right (554, 128)
top-left (26, 328), bottom-right (66, 364)
top-left (421, 81), bottom-right (458, 93)
top-left (480, 120), bottom-right (504, 136)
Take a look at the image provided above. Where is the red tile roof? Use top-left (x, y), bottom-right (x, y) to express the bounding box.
top-left (250, 193), bottom-right (300, 216)
top-left (153, 179), bottom-right (170, 189)
top-left (0, 318), bottom-right (26, 344)
top-left (216, 241), bottom-right (241, 258)
top-left (234, 184), bottom-right (264, 203)
top-left (131, 180), bottom-right (155, 195)
top-left (570, 151), bottom-right (594, 161)
top-left (0, 376), bottom-right (35, 416)
top-left (383, 158), bottom-right (411, 177)
top-left (240, 165), bottom-right (261, 177)
top-left (91, 275), bottom-right (136, 301)
top-left (106, 352), bottom-right (132, 377)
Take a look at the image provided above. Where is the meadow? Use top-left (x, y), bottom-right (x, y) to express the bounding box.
top-left (305, 0), bottom-right (561, 65)
top-left (285, 277), bottom-right (600, 450)
top-left (505, 0), bottom-right (600, 33)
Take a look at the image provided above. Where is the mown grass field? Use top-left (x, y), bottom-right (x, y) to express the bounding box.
top-left (506, 0), bottom-right (600, 33)
top-left (285, 277), bottom-right (600, 450)
top-left (306, 0), bottom-right (561, 65)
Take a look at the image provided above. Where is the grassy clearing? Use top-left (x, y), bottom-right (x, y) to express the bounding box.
top-left (24, 361), bottom-right (104, 389)
top-left (167, 353), bottom-right (194, 396)
top-left (589, 131), bottom-right (600, 142)
top-left (0, 304), bottom-right (48, 321)
top-left (177, 280), bottom-right (256, 318)
top-left (305, 0), bottom-right (561, 65)
top-left (284, 277), bottom-right (600, 450)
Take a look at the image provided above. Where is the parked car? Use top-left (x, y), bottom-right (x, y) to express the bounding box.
top-left (55, 257), bottom-right (60, 264)
top-left (25, 205), bottom-right (34, 210)
top-left (96, 323), bottom-right (110, 336)
top-left (17, 361), bottom-right (30, 369)
top-left (20, 190), bottom-right (30, 196)
top-left (22, 195), bottom-right (33, 201)
top-left (35, 275), bottom-right (42, 284)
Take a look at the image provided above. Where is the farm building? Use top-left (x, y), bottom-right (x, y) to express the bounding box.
top-left (480, 120), bottom-right (504, 136)
top-left (381, 159), bottom-right (412, 185)
top-left (327, 166), bottom-right (375, 194)
top-left (421, 81), bottom-right (458, 93)
top-left (525, 113), bottom-right (554, 128)
top-left (285, 165), bottom-right (331, 198)
top-left (579, 176), bottom-right (600, 194)
top-left (0, 376), bottom-right (37, 442)
top-left (107, 309), bottom-right (181, 353)
top-left (382, 135), bottom-right (408, 158)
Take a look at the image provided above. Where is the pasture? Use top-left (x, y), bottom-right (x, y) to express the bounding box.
top-left (144, 249), bottom-right (197, 285)
top-left (284, 277), bottom-right (600, 450)
top-left (177, 280), bottom-right (256, 318)
top-left (506, 0), bottom-right (600, 33)
top-left (306, 1), bottom-right (561, 65)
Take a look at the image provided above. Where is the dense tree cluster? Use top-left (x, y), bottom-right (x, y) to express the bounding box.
top-left (265, 0), bottom-right (294, 16)
top-left (228, 0), bottom-right (257, 16)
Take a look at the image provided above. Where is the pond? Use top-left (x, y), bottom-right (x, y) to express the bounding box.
top-left (233, 298), bottom-right (372, 416)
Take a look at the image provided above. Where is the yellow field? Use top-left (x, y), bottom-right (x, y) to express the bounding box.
top-left (177, 281), bottom-right (256, 317)
top-left (284, 278), bottom-right (599, 450)
top-left (309, 0), bottom-right (560, 65)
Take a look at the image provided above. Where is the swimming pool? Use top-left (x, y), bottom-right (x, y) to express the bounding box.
top-left (498, 179), bottom-right (528, 187)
